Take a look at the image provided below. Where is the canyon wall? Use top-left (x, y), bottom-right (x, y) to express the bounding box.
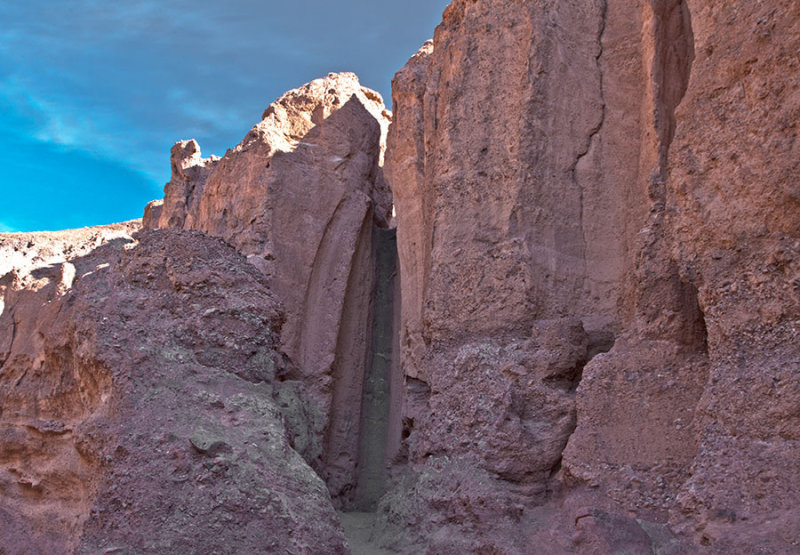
top-left (0, 74), bottom-right (396, 549)
top-left (383, 2), bottom-right (662, 550)
top-left (381, 0), bottom-right (800, 553)
top-left (666, 1), bottom-right (800, 549)
top-left (1, 0), bottom-right (799, 553)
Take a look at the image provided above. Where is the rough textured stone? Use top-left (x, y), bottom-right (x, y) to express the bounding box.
top-left (383, 2), bottom-right (655, 549)
top-left (664, 2), bottom-right (800, 550)
top-left (386, 0), bottom-right (644, 369)
top-left (0, 221), bottom-right (140, 287)
top-left (0, 230), bottom-right (346, 553)
top-left (374, 457), bottom-right (530, 554)
top-left (3, 0), bottom-right (800, 552)
top-left (383, 0), bottom-right (800, 553)
top-left (408, 319), bottom-right (587, 486)
top-left (145, 72), bottom-right (394, 503)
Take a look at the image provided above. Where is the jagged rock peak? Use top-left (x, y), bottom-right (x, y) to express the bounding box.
top-left (145, 71), bottom-right (392, 234)
top-left (259, 72), bottom-right (391, 153)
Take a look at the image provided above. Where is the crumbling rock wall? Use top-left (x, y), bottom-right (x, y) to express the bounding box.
top-left (2, 0), bottom-right (799, 552)
top-left (563, 0), bottom-right (706, 526)
top-left (383, 0), bottom-right (661, 550)
top-left (666, 1), bottom-right (800, 550)
top-left (0, 229), bottom-right (347, 552)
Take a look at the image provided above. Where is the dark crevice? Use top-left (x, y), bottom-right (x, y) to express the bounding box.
top-left (649, 0), bottom-right (695, 180)
top-left (0, 313), bottom-right (18, 371)
top-left (572, 0), bottom-right (608, 278)
top-left (548, 456), bottom-right (563, 480)
top-left (351, 227), bottom-right (398, 512)
top-left (679, 280), bottom-right (709, 353)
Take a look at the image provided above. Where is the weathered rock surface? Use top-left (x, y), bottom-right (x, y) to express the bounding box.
top-left (3, 0), bottom-right (800, 553)
top-left (382, 0), bottom-right (800, 553)
top-left (0, 221), bottom-right (140, 294)
top-left (145, 73), bottom-right (393, 503)
top-left (663, 2), bottom-right (800, 550)
top-left (383, 0), bottom-right (656, 549)
top-left (0, 230), bottom-right (346, 553)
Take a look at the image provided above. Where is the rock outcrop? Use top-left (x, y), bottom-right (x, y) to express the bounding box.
top-left (664, 2), bottom-right (800, 549)
top-left (145, 73), bottom-right (395, 504)
top-left (0, 229), bottom-right (346, 552)
top-left (381, 0), bottom-right (800, 553)
top-left (383, 1), bottom-right (656, 549)
top-left (2, 1), bottom-right (799, 553)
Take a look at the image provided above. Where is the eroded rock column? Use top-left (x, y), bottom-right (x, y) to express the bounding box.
top-left (144, 73), bottom-right (395, 499)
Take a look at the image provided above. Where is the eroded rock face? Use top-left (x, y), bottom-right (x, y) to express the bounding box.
top-left (386, 0), bottom-right (648, 368)
top-left (384, 0), bottom-right (659, 549)
top-left (0, 230), bottom-right (346, 553)
top-left (409, 319), bottom-right (587, 486)
top-left (0, 221), bottom-right (141, 292)
top-left (145, 73), bottom-right (394, 502)
top-left (3, 0), bottom-right (799, 552)
top-left (664, 1), bottom-right (800, 549)
top-left (568, 2), bottom-right (800, 551)
top-left (384, 0), bottom-right (800, 553)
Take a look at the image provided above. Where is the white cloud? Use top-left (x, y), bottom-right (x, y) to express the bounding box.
top-left (0, 74), bottom-right (158, 179)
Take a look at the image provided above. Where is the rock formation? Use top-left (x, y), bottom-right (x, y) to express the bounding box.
top-left (1, 0), bottom-right (799, 553)
top-left (380, 0), bottom-right (800, 553)
top-left (145, 72), bottom-right (395, 504)
top-left (0, 228), bottom-right (346, 552)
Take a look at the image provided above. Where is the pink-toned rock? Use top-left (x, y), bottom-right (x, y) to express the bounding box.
top-left (383, 0), bottom-right (800, 553)
top-left (408, 319), bottom-right (587, 486)
top-left (0, 229), bottom-right (347, 552)
top-left (0, 221), bottom-right (140, 283)
top-left (664, 1), bottom-right (800, 549)
top-left (145, 73), bottom-right (394, 501)
top-left (3, 0), bottom-right (799, 552)
top-left (383, 1), bottom-right (661, 549)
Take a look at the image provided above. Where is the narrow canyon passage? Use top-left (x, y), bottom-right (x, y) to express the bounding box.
top-left (353, 227), bottom-right (398, 511)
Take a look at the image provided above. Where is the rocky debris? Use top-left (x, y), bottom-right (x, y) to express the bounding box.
top-left (145, 74), bottom-right (394, 502)
top-left (408, 319), bottom-right (588, 487)
top-left (374, 457), bottom-right (531, 553)
top-left (0, 221), bottom-right (140, 288)
top-left (0, 230), bottom-right (346, 553)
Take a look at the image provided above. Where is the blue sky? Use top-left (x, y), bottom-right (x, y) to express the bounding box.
top-left (0, 1), bottom-right (448, 232)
